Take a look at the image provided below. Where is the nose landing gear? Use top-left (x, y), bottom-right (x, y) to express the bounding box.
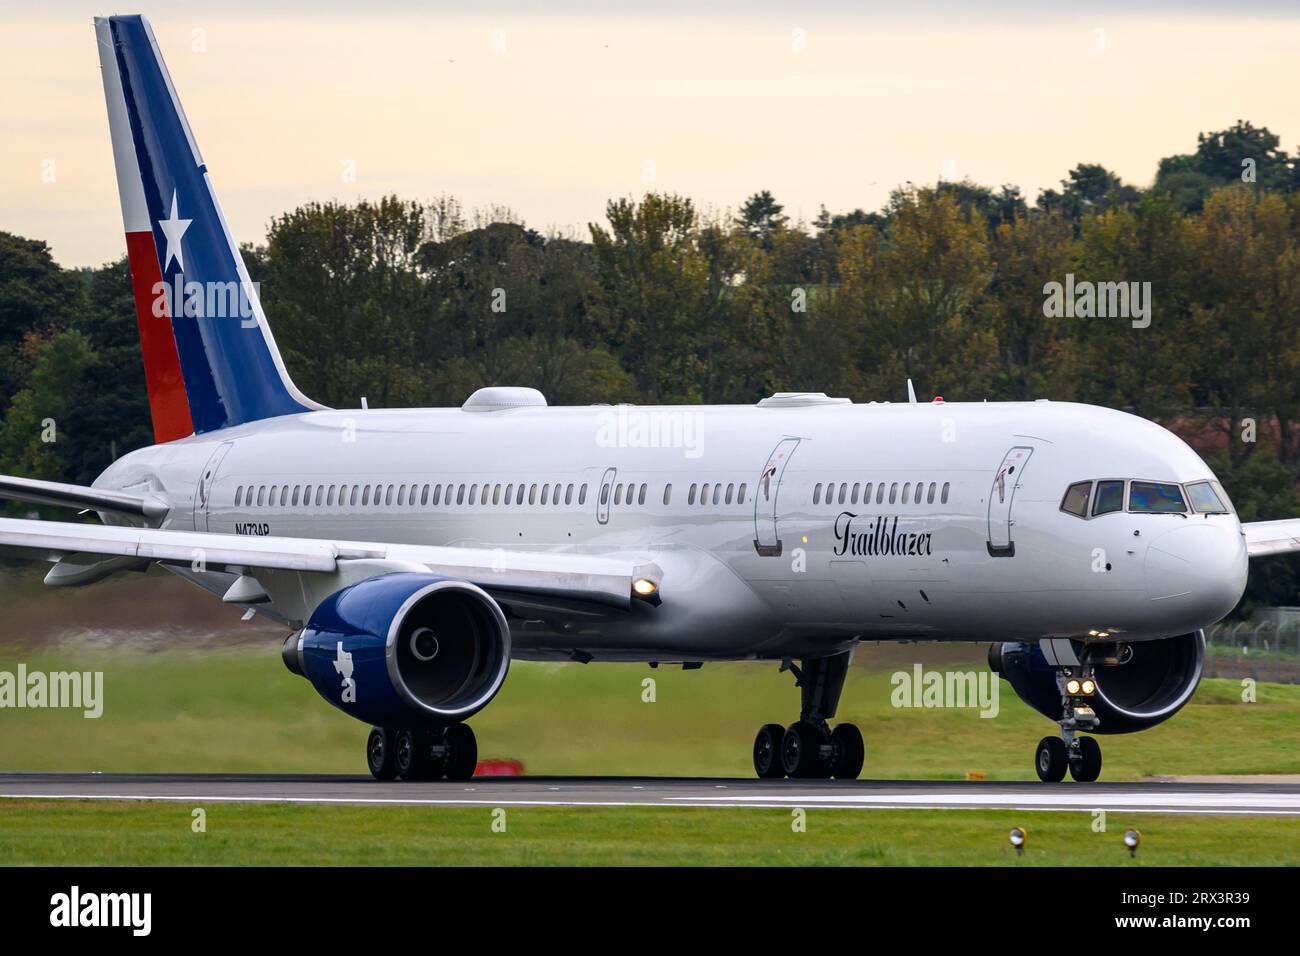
top-left (1034, 665), bottom-right (1103, 782)
top-left (751, 651), bottom-right (864, 779)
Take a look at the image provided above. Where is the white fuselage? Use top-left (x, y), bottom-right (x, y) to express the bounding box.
top-left (94, 398), bottom-right (1249, 661)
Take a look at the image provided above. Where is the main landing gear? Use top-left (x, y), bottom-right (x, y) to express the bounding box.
top-left (1035, 664), bottom-right (1103, 783)
top-left (752, 651), bottom-right (864, 780)
top-left (366, 723), bottom-right (478, 781)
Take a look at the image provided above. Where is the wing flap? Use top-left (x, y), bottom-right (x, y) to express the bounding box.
top-left (1242, 519), bottom-right (1300, 558)
top-left (0, 517), bottom-right (658, 613)
top-left (0, 474), bottom-right (169, 519)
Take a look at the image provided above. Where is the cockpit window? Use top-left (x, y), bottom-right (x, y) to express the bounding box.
top-left (1060, 481), bottom-right (1091, 518)
top-left (1092, 480), bottom-right (1125, 516)
top-left (1186, 480), bottom-right (1229, 514)
top-left (1129, 481), bottom-right (1186, 513)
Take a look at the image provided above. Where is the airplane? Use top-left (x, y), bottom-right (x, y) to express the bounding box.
top-left (0, 13), bottom-right (1293, 784)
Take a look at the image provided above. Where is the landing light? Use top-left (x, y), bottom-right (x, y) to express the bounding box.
top-left (1124, 828), bottom-right (1141, 858)
top-left (1009, 827), bottom-right (1026, 856)
top-left (1065, 678), bottom-right (1082, 695)
top-left (632, 578), bottom-right (661, 605)
top-left (1081, 678), bottom-right (1096, 695)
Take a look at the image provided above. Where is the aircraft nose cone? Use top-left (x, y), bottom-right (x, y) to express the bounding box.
top-left (1144, 522), bottom-right (1247, 624)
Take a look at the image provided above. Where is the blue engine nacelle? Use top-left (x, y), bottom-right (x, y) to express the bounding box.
top-left (283, 572), bottom-right (511, 728)
top-left (989, 631), bottom-right (1204, 734)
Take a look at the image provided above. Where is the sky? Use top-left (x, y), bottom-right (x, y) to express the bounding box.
top-left (3, 1), bottom-right (1299, 268)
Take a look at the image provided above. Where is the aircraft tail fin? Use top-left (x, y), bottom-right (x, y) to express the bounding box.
top-left (95, 14), bottom-right (322, 443)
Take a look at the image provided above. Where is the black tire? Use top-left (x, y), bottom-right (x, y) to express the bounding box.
top-left (753, 723), bottom-right (787, 779)
top-left (394, 728), bottom-right (440, 781)
top-left (1035, 736), bottom-right (1068, 783)
top-left (366, 726), bottom-right (398, 781)
top-left (1069, 736), bottom-right (1103, 782)
top-left (782, 721), bottom-right (831, 779)
top-left (830, 723), bottom-right (865, 779)
top-left (443, 723), bottom-right (478, 781)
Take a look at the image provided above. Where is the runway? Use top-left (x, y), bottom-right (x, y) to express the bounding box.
top-left (2, 772), bottom-right (1299, 815)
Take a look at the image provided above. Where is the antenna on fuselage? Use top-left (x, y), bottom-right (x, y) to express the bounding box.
top-left (906, 379), bottom-right (917, 404)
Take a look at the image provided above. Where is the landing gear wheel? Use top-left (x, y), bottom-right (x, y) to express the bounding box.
top-left (366, 726), bottom-right (398, 781)
top-left (1069, 736), bottom-right (1102, 782)
top-left (443, 723), bottom-right (478, 781)
top-left (1035, 736), bottom-right (1068, 783)
top-left (782, 721), bottom-right (832, 779)
top-left (753, 723), bottom-right (787, 779)
top-left (394, 728), bottom-right (441, 781)
top-left (830, 723), bottom-right (865, 779)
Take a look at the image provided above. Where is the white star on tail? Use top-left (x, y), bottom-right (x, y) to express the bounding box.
top-left (157, 190), bottom-right (192, 272)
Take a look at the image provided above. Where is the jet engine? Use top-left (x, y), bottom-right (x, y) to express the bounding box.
top-left (283, 572), bottom-right (510, 728)
top-left (989, 631), bottom-right (1204, 734)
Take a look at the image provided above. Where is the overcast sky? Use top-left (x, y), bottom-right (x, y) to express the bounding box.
top-left (4, 1), bottom-right (1299, 267)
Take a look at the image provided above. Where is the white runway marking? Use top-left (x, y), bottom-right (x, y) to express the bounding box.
top-left (672, 791), bottom-right (1300, 812)
top-left (2, 774), bottom-right (1298, 816)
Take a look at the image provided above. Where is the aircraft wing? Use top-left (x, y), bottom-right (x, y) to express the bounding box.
top-left (0, 517), bottom-right (662, 620)
top-left (1241, 519), bottom-right (1300, 558)
top-left (0, 475), bottom-right (168, 519)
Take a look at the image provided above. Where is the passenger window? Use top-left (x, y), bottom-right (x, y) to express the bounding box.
top-left (851, 482), bottom-right (860, 504)
top-left (838, 484), bottom-right (847, 505)
top-left (578, 484), bottom-right (587, 506)
top-left (914, 483), bottom-right (923, 504)
top-left (940, 482), bottom-right (950, 504)
top-left (528, 484), bottom-right (537, 505)
top-left (1092, 480), bottom-right (1125, 516)
top-left (889, 483), bottom-right (898, 504)
top-left (235, 487), bottom-right (244, 507)
top-left (327, 486), bottom-right (336, 506)
top-left (926, 482), bottom-right (935, 504)
top-left (1060, 481), bottom-right (1092, 518)
top-left (813, 483), bottom-right (822, 505)
top-left (713, 484), bottom-right (721, 505)
top-left (701, 483), bottom-right (710, 505)
top-left (567, 484), bottom-right (575, 505)
top-left (689, 484), bottom-right (697, 505)
top-left (611, 484), bottom-right (620, 506)
top-left (316, 486), bottom-right (324, 506)
top-left (725, 483), bottom-right (734, 505)
top-left (350, 486), bottom-right (359, 507)
top-left (1186, 480), bottom-right (1228, 514)
top-left (397, 485), bottom-right (406, 506)
top-left (639, 484), bottom-right (647, 506)
top-left (876, 483), bottom-right (886, 505)
top-left (280, 486), bottom-right (288, 507)
top-left (1129, 481), bottom-right (1187, 513)
top-left (420, 484), bottom-right (429, 506)
top-left (361, 486), bottom-right (371, 506)
top-left (863, 482), bottom-right (872, 504)
top-left (901, 482), bottom-right (911, 504)
top-left (663, 484), bottom-right (672, 505)
top-left (738, 483), bottom-right (746, 504)
top-left (517, 484), bottom-right (526, 505)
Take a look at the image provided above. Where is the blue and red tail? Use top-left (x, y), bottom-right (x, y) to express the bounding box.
top-left (95, 15), bottom-right (322, 443)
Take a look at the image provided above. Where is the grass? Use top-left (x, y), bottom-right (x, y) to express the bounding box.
top-left (0, 646), bottom-right (1298, 780)
top-left (0, 800), bottom-right (1296, 866)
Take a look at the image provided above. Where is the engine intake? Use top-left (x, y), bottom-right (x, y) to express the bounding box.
top-left (289, 572), bottom-right (510, 728)
top-left (990, 631), bottom-right (1204, 734)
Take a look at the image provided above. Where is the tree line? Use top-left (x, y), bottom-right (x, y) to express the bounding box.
top-left (2, 119), bottom-right (1299, 611)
